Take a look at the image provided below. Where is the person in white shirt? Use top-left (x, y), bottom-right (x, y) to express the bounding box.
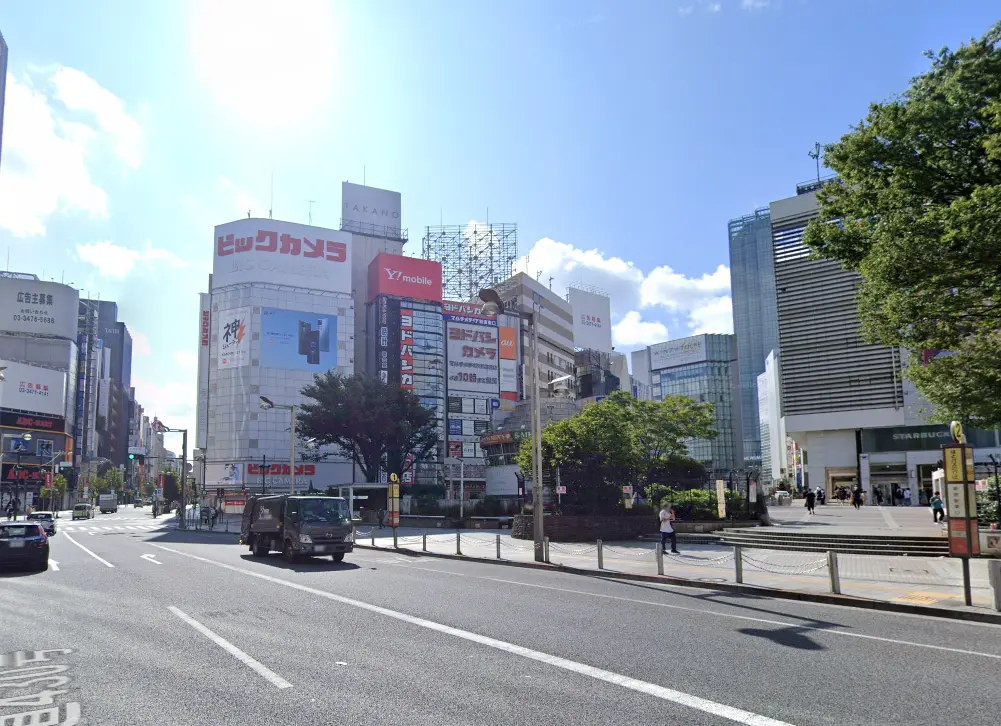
top-left (903, 487), bottom-right (912, 506)
top-left (659, 505), bottom-right (679, 554)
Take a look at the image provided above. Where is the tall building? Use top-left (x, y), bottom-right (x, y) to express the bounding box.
top-left (756, 351), bottom-right (785, 486)
top-left (728, 207), bottom-right (777, 471)
top-left (0, 30), bottom-right (8, 170)
top-left (770, 181), bottom-right (1000, 504)
top-left (80, 299), bottom-right (133, 469)
top-left (631, 334), bottom-right (743, 475)
top-left (366, 252), bottom-right (446, 492)
top-left (200, 217), bottom-right (357, 493)
top-left (0, 273), bottom-right (80, 510)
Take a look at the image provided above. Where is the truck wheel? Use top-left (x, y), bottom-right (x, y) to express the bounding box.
top-left (331, 553), bottom-right (345, 563)
top-left (252, 537), bottom-right (269, 557)
top-left (282, 540), bottom-right (296, 563)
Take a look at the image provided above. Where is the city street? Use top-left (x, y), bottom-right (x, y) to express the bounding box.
top-left (2, 522), bottom-right (1000, 725)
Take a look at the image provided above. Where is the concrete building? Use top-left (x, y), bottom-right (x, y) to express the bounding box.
top-left (757, 350), bottom-right (785, 488)
top-left (728, 207), bottom-right (777, 471)
top-left (770, 181), bottom-right (1001, 504)
top-left (631, 333), bottom-right (743, 475)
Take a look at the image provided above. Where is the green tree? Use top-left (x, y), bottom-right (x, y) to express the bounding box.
top-left (105, 468), bottom-right (125, 495)
top-left (804, 22), bottom-right (1001, 426)
top-left (297, 373), bottom-right (441, 484)
top-left (517, 391), bottom-right (716, 514)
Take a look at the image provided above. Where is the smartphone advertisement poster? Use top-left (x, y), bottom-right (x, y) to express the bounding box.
top-left (261, 307), bottom-right (338, 372)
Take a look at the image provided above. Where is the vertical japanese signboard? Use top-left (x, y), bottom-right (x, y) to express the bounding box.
top-left (400, 308), bottom-right (414, 391)
top-left (943, 444), bottom-right (979, 556)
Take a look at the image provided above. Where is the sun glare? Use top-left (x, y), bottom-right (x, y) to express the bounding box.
top-left (189, 0), bottom-right (340, 131)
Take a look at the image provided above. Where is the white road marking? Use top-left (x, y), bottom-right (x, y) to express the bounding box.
top-left (64, 533), bottom-right (115, 568)
top-left (49, 559), bottom-right (59, 571)
top-left (167, 606), bottom-right (293, 690)
top-left (371, 560), bottom-right (1001, 661)
top-left (152, 545), bottom-right (792, 725)
top-left (141, 554), bottom-right (163, 565)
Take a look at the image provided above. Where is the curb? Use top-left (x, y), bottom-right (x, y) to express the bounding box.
top-left (354, 544), bottom-right (1001, 626)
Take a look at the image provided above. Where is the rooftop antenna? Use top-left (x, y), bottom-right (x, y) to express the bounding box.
top-left (808, 142), bottom-right (822, 184)
top-left (308, 200), bottom-right (315, 225)
top-left (247, 209), bottom-right (251, 219)
top-left (536, 270), bottom-right (542, 281)
top-left (363, 166), bottom-right (366, 185)
top-left (548, 275), bottom-right (554, 291)
top-left (269, 172), bottom-right (274, 219)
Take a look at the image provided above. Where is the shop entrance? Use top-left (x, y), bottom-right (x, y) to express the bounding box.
top-left (826, 470), bottom-right (857, 504)
top-left (869, 463), bottom-right (907, 506)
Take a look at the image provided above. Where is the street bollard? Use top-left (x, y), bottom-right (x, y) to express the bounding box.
top-left (656, 546), bottom-right (664, 576)
top-left (371, 528), bottom-right (375, 547)
top-left (393, 527), bottom-right (398, 549)
top-left (544, 536), bottom-right (550, 563)
top-left (496, 534), bottom-right (501, 560)
top-left (457, 530), bottom-right (462, 556)
top-left (734, 545), bottom-right (743, 584)
top-left (423, 531), bottom-right (427, 552)
top-left (962, 557), bottom-right (972, 606)
top-left (827, 551), bottom-right (841, 594)
top-left (597, 539), bottom-right (604, 570)
top-left (988, 560), bottom-right (1001, 612)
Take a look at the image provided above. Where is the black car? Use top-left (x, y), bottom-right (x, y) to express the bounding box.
top-left (27, 511), bottom-right (57, 536)
top-left (0, 522), bottom-right (50, 572)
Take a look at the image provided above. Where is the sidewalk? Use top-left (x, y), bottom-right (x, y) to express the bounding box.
top-left (354, 526), bottom-right (998, 614)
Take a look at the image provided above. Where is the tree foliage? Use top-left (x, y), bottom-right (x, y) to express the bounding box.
top-left (105, 468), bottom-right (125, 493)
top-left (297, 373), bottom-right (441, 484)
top-left (803, 22), bottom-right (1001, 426)
top-left (517, 391), bottom-right (716, 513)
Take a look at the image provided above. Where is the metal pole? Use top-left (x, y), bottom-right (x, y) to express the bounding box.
top-left (597, 539), bottom-right (604, 569)
top-left (422, 531), bottom-right (427, 551)
top-left (734, 545), bottom-right (743, 583)
top-left (543, 535), bottom-right (550, 563)
top-left (393, 527), bottom-right (398, 549)
top-left (456, 530), bottom-right (462, 555)
top-left (962, 557), bottom-right (973, 606)
top-left (262, 453), bottom-right (267, 494)
top-left (496, 533), bottom-right (501, 559)
top-left (459, 459), bottom-right (464, 523)
top-left (531, 312), bottom-right (544, 562)
top-left (289, 406), bottom-right (296, 495)
top-left (179, 430), bottom-right (188, 530)
top-left (827, 551), bottom-right (841, 594)
top-left (557, 466), bottom-right (561, 507)
top-left (655, 545), bottom-right (664, 575)
top-left (992, 455), bottom-right (1000, 528)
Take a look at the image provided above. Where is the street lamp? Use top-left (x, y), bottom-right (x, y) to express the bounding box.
top-left (153, 419), bottom-right (188, 529)
top-left (479, 287), bottom-right (545, 563)
top-left (445, 456), bottom-right (465, 520)
top-left (260, 396), bottom-right (297, 494)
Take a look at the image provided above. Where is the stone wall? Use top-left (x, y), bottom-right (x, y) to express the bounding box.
top-left (511, 514), bottom-right (758, 542)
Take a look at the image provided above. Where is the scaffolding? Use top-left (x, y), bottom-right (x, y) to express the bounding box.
top-left (422, 223), bottom-right (518, 301)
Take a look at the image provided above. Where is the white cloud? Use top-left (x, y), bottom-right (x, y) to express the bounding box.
top-left (0, 66), bottom-right (142, 238)
top-left (741, 0), bottom-right (770, 8)
top-left (613, 311), bottom-right (669, 347)
top-left (515, 237), bottom-right (733, 347)
top-left (173, 350), bottom-right (198, 372)
top-left (707, 2), bottom-right (722, 11)
top-left (678, 5), bottom-right (695, 15)
top-left (132, 331), bottom-right (152, 357)
top-left (76, 239), bottom-right (187, 279)
top-left (132, 375), bottom-right (195, 446)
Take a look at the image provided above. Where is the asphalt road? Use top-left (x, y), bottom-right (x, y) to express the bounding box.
top-left (2, 523), bottom-right (999, 725)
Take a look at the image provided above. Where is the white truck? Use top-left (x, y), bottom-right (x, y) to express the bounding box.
top-left (98, 493), bottom-right (118, 514)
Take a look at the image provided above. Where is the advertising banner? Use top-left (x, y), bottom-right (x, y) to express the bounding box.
top-left (217, 307), bottom-right (251, 369)
top-left (649, 334), bottom-right (708, 370)
top-left (568, 288), bottom-right (613, 354)
top-left (446, 321), bottom-right (500, 394)
top-left (247, 463), bottom-right (318, 489)
top-left (499, 358), bottom-right (518, 393)
top-left (400, 308), bottom-right (414, 390)
top-left (368, 253), bottom-right (442, 302)
top-left (442, 300), bottom-right (496, 326)
top-left (375, 296), bottom-right (400, 385)
top-left (342, 182), bottom-right (402, 235)
top-left (196, 293), bottom-right (210, 449)
top-left (205, 463), bottom-right (243, 489)
top-left (0, 279), bottom-right (80, 340)
top-left (0, 360), bottom-right (67, 417)
top-left (260, 308), bottom-right (339, 372)
top-left (0, 410), bottom-right (66, 433)
top-left (498, 326), bottom-right (517, 360)
top-left (213, 219), bottom-right (352, 293)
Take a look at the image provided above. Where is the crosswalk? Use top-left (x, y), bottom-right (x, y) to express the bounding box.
top-left (58, 517), bottom-right (173, 534)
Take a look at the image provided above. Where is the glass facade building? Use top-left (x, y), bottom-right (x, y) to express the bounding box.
top-left (728, 208), bottom-right (778, 470)
top-left (647, 334), bottom-right (741, 474)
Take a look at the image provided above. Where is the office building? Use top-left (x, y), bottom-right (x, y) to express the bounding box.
top-left (771, 181), bottom-right (1000, 504)
top-left (366, 252), bottom-right (446, 491)
top-left (80, 299), bottom-right (133, 469)
top-left (631, 333), bottom-right (743, 475)
top-left (728, 207), bottom-right (777, 470)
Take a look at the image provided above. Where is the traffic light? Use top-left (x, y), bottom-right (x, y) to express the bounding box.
top-left (128, 453), bottom-right (135, 460)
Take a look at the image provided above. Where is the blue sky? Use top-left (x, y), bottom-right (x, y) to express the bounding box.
top-left (0, 0), bottom-right (997, 436)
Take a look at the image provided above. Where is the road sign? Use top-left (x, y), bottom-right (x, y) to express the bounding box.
top-left (128, 446), bottom-right (147, 455)
top-left (716, 479), bottom-right (726, 519)
top-left (943, 444), bottom-right (980, 557)
top-left (556, 486), bottom-right (567, 495)
top-left (621, 485), bottom-right (633, 494)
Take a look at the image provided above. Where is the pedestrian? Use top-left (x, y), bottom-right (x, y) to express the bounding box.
top-left (377, 508), bottom-right (385, 529)
top-left (210, 505), bottom-right (219, 528)
top-left (659, 503), bottom-right (679, 554)
top-left (805, 488), bottom-right (816, 515)
top-left (874, 488), bottom-right (884, 506)
top-left (852, 486), bottom-right (863, 510)
top-left (903, 487), bottom-right (912, 507)
top-left (930, 491), bottom-right (946, 523)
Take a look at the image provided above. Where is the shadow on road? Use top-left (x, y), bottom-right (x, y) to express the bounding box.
top-left (238, 553), bottom-right (360, 573)
top-left (736, 626), bottom-right (827, 650)
top-left (0, 568), bottom-right (46, 578)
top-left (140, 528), bottom-right (242, 546)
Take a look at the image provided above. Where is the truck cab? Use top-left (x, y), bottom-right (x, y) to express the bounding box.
top-left (241, 495), bottom-right (354, 563)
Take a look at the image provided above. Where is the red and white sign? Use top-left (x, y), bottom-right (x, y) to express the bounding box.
top-left (368, 253), bottom-right (442, 302)
top-left (400, 308), bottom-right (414, 390)
top-left (0, 360), bottom-right (67, 418)
top-left (213, 219), bottom-right (352, 294)
top-left (446, 321), bottom-right (499, 395)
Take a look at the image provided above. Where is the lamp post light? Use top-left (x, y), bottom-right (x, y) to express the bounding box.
top-left (153, 419), bottom-right (188, 529)
top-left (260, 396), bottom-right (297, 495)
top-left (445, 456), bottom-right (465, 520)
top-left (479, 287), bottom-right (545, 563)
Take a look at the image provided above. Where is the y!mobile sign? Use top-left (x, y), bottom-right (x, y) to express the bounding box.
top-left (213, 219), bottom-right (352, 294)
top-left (368, 253), bottom-right (442, 302)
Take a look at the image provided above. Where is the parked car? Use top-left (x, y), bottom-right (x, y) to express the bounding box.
top-left (0, 522), bottom-right (49, 572)
top-left (72, 503), bottom-right (93, 520)
top-left (27, 511), bottom-right (56, 536)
